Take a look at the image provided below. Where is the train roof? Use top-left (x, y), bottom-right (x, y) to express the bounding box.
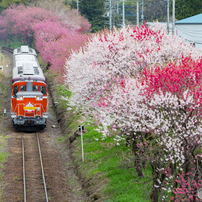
top-left (13, 46), bottom-right (37, 56)
top-left (12, 46), bottom-right (45, 83)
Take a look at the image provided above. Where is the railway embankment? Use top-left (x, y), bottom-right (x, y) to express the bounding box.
top-left (43, 68), bottom-right (107, 201)
top-left (0, 72), bottom-right (9, 200)
top-left (47, 87), bottom-right (109, 201)
top-left (42, 65), bottom-right (152, 202)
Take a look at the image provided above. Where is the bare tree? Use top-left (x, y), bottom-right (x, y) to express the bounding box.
top-left (144, 0), bottom-right (167, 22)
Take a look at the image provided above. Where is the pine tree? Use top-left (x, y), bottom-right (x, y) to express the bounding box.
top-left (78, 0), bottom-right (106, 33)
top-left (175, 0), bottom-right (202, 20)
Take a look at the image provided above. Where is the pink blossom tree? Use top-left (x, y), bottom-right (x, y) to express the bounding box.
top-left (33, 20), bottom-right (90, 81)
top-left (0, 4), bottom-right (91, 79)
top-left (32, 0), bottom-right (91, 34)
top-left (0, 4), bottom-right (60, 46)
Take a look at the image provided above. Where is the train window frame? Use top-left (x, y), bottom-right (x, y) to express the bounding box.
top-left (13, 85), bottom-right (18, 98)
top-left (40, 85), bottom-right (46, 95)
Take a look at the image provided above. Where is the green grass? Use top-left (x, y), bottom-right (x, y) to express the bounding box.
top-left (0, 38), bottom-right (23, 49)
top-left (0, 135), bottom-right (9, 200)
top-left (0, 135), bottom-right (9, 164)
top-left (0, 68), bottom-right (10, 200)
top-left (73, 124), bottom-right (152, 202)
top-left (57, 84), bottom-right (72, 98)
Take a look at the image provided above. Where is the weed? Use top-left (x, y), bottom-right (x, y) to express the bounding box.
top-left (56, 137), bottom-right (65, 144)
top-left (0, 135), bottom-right (9, 202)
top-left (17, 153), bottom-right (21, 157)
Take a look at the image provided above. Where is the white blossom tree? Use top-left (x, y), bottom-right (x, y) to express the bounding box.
top-left (64, 24), bottom-right (202, 201)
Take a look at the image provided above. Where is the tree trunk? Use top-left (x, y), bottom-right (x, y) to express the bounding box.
top-left (150, 164), bottom-right (166, 202)
top-left (132, 132), bottom-right (144, 177)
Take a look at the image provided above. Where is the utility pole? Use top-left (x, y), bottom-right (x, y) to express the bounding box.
top-left (172, 0), bottom-right (175, 35)
top-left (112, 0), bottom-right (115, 28)
top-left (137, 0), bottom-right (139, 27)
top-left (123, 0), bottom-right (125, 28)
top-left (167, 0), bottom-right (170, 33)
top-left (109, 0), bottom-right (112, 31)
top-left (141, 0), bottom-right (144, 24)
top-left (77, 0), bottom-right (79, 17)
top-left (104, 0), bottom-right (113, 31)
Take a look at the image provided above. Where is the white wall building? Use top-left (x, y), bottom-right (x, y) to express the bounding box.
top-left (175, 13), bottom-right (202, 50)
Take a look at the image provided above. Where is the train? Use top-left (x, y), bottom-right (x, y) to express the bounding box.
top-left (11, 46), bottom-right (48, 132)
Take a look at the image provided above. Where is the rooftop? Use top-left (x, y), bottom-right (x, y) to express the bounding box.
top-left (175, 13), bottom-right (202, 24)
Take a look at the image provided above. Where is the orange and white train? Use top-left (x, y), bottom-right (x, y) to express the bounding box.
top-left (11, 46), bottom-right (48, 131)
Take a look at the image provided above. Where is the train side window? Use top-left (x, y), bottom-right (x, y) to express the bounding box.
top-left (13, 85), bottom-right (18, 98)
top-left (20, 85), bottom-right (26, 91)
top-left (40, 86), bottom-right (46, 95)
top-left (18, 66), bottom-right (23, 74)
top-left (33, 67), bottom-right (39, 75)
top-left (33, 85), bottom-right (39, 91)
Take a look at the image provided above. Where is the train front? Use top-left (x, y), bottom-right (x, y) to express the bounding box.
top-left (11, 79), bottom-right (48, 132)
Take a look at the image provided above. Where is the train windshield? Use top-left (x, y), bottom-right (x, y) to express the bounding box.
top-left (20, 85), bottom-right (26, 91)
top-left (40, 86), bottom-right (46, 95)
top-left (33, 85), bottom-right (39, 91)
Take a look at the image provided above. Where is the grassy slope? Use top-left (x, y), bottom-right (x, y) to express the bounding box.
top-left (34, 25), bottom-right (152, 199)
top-left (72, 124), bottom-right (152, 202)
top-left (0, 73), bottom-right (9, 199)
top-left (54, 84), bottom-right (152, 202)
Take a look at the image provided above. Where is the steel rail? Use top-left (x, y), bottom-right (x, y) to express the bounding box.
top-left (36, 132), bottom-right (49, 202)
top-left (22, 132), bottom-right (48, 202)
top-left (22, 132), bottom-right (26, 202)
top-left (1, 46), bottom-right (13, 53)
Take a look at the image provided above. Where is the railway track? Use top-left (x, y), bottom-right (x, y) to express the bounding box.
top-left (22, 132), bottom-right (49, 202)
top-left (1, 46), bottom-right (13, 53)
top-left (1, 44), bottom-right (86, 202)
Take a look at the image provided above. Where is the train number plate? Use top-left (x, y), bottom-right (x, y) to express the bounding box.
top-left (24, 107), bottom-right (36, 110)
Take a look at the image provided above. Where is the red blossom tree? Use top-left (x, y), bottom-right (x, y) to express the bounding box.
top-left (137, 57), bottom-right (202, 201)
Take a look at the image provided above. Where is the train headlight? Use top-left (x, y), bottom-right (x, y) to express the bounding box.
top-left (19, 96), bottom-right (23, 100)
top-left (43, 112), bottom-right (48, 118)
top-left (36, 96), bottom-right (40, 100)
top-left (11, 112), bottom-right (16, 118)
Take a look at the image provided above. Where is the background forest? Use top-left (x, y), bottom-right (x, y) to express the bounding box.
top-left (71, 0), bottom-right (202, 31)
top-left (0, 0), bottom-right (201, 32)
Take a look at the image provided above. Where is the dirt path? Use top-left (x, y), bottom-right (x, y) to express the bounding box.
top-left (0, 48), bottom-right (88, 202)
